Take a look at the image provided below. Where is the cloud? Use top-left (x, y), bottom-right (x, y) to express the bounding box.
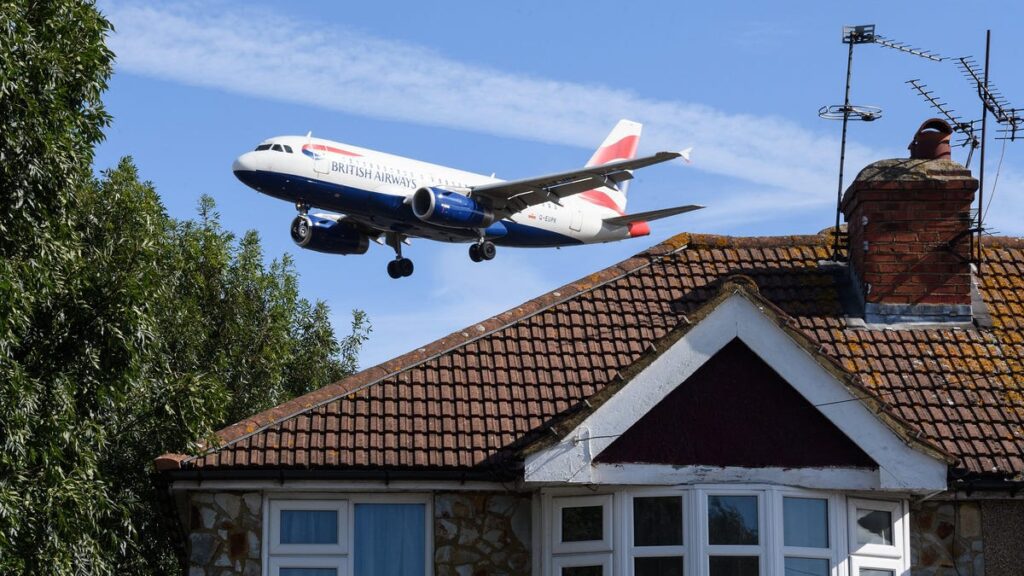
top-left (102, 1), bottom-right (882, 204)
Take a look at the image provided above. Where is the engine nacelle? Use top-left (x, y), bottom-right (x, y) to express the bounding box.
top-left (290, 214), bottom-right (369, 255)
top-left (411, 187), bottom-right (494, 229)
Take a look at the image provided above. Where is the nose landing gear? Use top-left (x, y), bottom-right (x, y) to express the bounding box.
top-left (469, 240), bottom-right (496, 263)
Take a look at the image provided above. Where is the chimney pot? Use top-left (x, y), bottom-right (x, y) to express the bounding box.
top-left (908, 118), bottom-right (953, 160)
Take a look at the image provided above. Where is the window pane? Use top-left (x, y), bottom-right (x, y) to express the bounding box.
top-left (784, 497), bottom-right (828, 548)
top-left (562, 566), bottom-right (603, 576)
top-left (280, 570), bottom-right (337, 576)
top-left (562, 505), bottom-right (603, 542)
top-left (354, 503), bottom-right (425, 576)
top-left (634, 496), bottom-right (683, 546)
top-left (280, 510), bottom-right (338, 544)
top-left (708, 496), bottom-right (758, 545)
top-left (785, 557), bottom-right (829, 576)
top-left (709, 556), bottom-right (758, 576)
top-left (856, 509), bottom-right (893, 545)
top-left (860, 570), bottom-right (895, 576)
top-left (635, 556), bottom-right (683, 576)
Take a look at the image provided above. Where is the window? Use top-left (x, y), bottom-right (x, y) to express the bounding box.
top-left (544, 487), bottom-right (908, 576)
top-left (781, 496), bottom-right (831, 576)
top-left (629, 493), bottom-right (685, 576)
top-left (704, 493), bottom-right (761, 576)
top-left (256, 144), bottom-right (272, 151)
top-left (551, 495), bottom-right (612, 575)
top-left (283, 144), bottom-right (293, 153)
top-left (847, 499), bottom-right (902, 558)
top-left (267, 496), bottom-right (429, 576)
top-left (551, 553), bottom-right (612, 576)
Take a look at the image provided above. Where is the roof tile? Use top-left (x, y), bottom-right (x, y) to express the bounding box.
top-left (168, 233), bottom-right (1024, 479)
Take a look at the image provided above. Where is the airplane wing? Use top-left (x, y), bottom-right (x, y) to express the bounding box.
top-left (469, 150), bottom-right (689, 214)
top-left (603, 204), bottom-right (704, 226)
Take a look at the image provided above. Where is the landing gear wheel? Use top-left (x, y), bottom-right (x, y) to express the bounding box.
top-left (387, 260), bottom-right (401, 279)
top-left (480, 241), bottom-right (497, 261)
top-left (397, 257), bottom-right (414, 277)
top-left (469, 243), bottom-right (483, 262)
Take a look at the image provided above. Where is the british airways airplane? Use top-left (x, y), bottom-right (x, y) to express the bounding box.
top-left (232, 120), bottom-right (700, 278)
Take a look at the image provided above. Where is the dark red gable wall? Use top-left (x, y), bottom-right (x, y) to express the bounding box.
top-left (594, 338), bottom-right (877, 468)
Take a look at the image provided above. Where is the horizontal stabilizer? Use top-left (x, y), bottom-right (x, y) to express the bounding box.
top-left (604, 204), bottom-right (704, 226)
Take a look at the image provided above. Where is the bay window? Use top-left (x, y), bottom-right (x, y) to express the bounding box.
top-left (545, 487), bottom-right (908, 576)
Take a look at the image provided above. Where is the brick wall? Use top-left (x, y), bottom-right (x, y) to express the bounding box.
top-left (841, 158), bottom-right (977, 323)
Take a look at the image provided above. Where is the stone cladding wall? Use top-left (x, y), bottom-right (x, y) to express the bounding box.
top-left (910, 500), bottom-right (984, 576)
top-left (434, 492), bottom-right (532, 576)
top-left (187, 491), bottom-right (262, 576)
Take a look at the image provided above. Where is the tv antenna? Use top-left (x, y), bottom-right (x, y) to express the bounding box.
top-left (820, 25), bottom-right (951, 259)
top-left (952, 32), bottom-right (1022, 263)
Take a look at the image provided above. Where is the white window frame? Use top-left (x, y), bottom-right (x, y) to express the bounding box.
top-left (846, 498), bottom-right (903, 559)
top-left (269, 554), bottom-right (348, 576)
top-left (552, 494), bottom-right (614, 554)
top-left (773, 490), bottom-right (841, 576)
top-left (627, 489), bottom-right (687, 570)
top-left (269, 499), bottom-right (348, 556)
top-left (551, 552), bottom-right (613, 576)
top-left (849, 555), bottom-right (902, 576)
top-left (700, 488), bottom-right (766, 576)
top-left (265, 493), bottom-right (432, 576)
top-left (540, 486), bottom-right (911, 576)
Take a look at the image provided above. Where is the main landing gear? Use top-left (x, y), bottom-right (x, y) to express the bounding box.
top-left (386, 232), bottom-right (414, 279)
top-left (468, 240), bottom-right (496, 263)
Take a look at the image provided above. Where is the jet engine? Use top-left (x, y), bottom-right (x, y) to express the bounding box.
top-left (411, 187), bottom-right (495, 229)
top-left (290, 214), bottom-right (369, 255)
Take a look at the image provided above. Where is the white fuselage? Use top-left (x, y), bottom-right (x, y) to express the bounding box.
top-left (232, 135), bottom-right (646, 247)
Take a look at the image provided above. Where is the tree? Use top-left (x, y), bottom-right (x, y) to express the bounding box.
top-left (0, 3), bottom-right (371, 573)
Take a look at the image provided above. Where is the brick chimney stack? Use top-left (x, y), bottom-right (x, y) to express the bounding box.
top-left (841, 154), bottom-right (978, 324)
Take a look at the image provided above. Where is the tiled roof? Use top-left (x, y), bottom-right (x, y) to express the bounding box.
top-left (158, 232), bottom-right (1024, 480)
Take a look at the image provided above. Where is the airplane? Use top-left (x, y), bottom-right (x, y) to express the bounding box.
top-left (231, 119), bottom-right (702, 278)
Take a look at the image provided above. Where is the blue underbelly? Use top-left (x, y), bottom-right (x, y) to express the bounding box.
top-left (235, 169), bottom-right (582, 247)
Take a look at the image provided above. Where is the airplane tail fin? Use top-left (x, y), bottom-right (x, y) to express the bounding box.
top-left (581, 119), bottom-right (642, 212)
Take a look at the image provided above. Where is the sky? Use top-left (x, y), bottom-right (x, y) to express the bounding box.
top-left (93, 0), bottom-right (1024, 368)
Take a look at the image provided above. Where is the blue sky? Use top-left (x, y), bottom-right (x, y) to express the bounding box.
top-left (94, 0), bottom-right (1024, 368)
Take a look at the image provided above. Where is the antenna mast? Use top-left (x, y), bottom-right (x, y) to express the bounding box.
top-left (820, 25), bottom-right (881, 261)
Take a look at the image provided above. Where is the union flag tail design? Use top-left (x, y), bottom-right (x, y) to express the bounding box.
top-left (577, 119), bottom-right (642, 214)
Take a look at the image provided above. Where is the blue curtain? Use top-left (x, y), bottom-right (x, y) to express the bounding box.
top-left (281, 510), bottom-right (339, 544)
top-left (783, 497), bottom-right (828, 548)
top-left (354, 503), bottom-right (426, 576)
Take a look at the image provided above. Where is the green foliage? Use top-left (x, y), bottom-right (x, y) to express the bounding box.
top-left (0, 2), bottom-right (371, 574)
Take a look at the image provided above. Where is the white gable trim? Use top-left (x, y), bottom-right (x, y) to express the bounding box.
top-left (524, 292), bottom-right (947, 493)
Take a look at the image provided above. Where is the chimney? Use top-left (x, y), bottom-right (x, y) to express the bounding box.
top-left (840, 119), bottom-right (978, 324)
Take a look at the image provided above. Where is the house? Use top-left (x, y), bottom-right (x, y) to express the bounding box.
top-left (156, 141), bottom-right (1024, 576)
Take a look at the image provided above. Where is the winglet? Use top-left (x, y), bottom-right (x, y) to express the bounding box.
top-left (679, 147), bottom-right (693, 164)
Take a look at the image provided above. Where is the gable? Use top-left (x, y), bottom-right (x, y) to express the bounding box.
top-left (524, 289), bottom-right (949, 492)
top-left (595, 338), bottom-right (876, 469)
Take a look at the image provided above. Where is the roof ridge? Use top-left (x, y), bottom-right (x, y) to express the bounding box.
top-left (173, 232), bottom-right (696, 465)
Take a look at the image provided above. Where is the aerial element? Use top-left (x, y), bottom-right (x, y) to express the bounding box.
top-left (232, 120), bottom-right (701, 278)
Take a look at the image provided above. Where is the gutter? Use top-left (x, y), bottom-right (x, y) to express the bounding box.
top-left (162, 466), bottom-right (523, 484)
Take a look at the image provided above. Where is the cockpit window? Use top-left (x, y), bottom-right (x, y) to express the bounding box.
top-left (283, 144), bottom-right (293, 153)
top-left (271, 144), bottom-right (283, 152)
top-left (255, 144), bottom-right (272, 151)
